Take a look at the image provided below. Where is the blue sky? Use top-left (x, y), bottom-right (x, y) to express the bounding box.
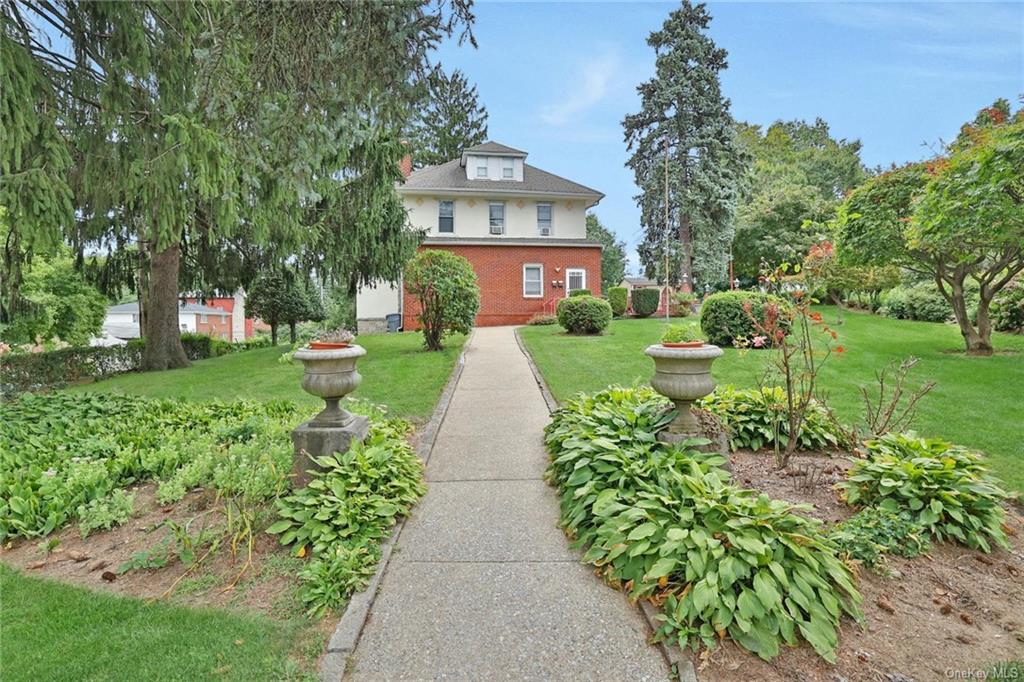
top-left (434, 1), bottom-right (1024, 273)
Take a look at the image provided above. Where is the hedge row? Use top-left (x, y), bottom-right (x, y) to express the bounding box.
top-left (1, 333), bottom-right (272, 396)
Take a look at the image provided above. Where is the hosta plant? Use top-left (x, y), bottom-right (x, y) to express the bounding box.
top-left (699, 386), bottom-right (846, 452)
top-left (545, 387), bottom-right (862, 663)
top-left (839, 433), bottom-right (1012, 552)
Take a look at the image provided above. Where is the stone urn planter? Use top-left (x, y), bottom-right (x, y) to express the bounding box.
top-left (291, 344), bottom-right (369, 487)
top-left (294, 344), bottom-right (366, 427)
top-left (645, 343), bottom-right (723, 443)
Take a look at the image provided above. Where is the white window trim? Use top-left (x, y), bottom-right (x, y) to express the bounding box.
top-left (489, 201), bottom-right (506, 235)
top-left (502, 158), bottom-right (514, 179)
top-left (537, 202), bottom-right (553, 236)
top-left (523, 263), bottom-right (544, 298)
top-left (438, 199), bottom-right (455, 234)
top-left (565, 268), bottom-right (586, 296)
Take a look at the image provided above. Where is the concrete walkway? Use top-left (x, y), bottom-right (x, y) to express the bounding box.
top-left (345, 326), bottom-right (667, 681)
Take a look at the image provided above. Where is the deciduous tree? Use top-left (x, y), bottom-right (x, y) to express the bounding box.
top-left (585, 213), bottom-right (627, 295)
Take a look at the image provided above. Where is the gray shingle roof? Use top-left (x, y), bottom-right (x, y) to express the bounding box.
top-left (462, 141), bottom-right (527, 156)
top-left (401, 159), bottom-right (603, 199)
top-left (107, 301), bottom-right (229, 315)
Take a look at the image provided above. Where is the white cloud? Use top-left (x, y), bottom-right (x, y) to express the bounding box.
top-left (815, 2), bottom-right (1022, 37)
top-left (538, 51), bottom-right (621, 126)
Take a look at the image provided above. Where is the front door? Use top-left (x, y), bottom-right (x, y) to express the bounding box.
top-left (566, 268), bottom-right (586, 296)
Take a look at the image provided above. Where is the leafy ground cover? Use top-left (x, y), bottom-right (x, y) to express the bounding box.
top-left (65, 331), bottom-right (467, 422)
top-left (0, 389), bottom-right (427, 679)
top-left (519, 309), bottom-right (1024, 490)
top-left (544, 386), bottom-right (1024, 680)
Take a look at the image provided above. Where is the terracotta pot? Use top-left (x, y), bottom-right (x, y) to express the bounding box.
top-left (293, 344), bottom-right (366, 427)
top-left (662, 341), bottom-right (704, 348)
top-left (309, 341), bottom-right (351, 350)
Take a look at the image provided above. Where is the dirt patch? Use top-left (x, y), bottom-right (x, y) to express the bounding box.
top-left (697, 450), bottom-right (1024, 682)
top-left (1, 483), bottom-right (334, 644)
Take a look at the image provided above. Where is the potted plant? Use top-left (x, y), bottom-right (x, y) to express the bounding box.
top-left (661, 324), bottom-right (704, 348)
top-left (308, 328), bottom-right (355, 350)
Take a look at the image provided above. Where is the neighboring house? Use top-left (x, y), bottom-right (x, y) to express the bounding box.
top-left (357, 141), bottom-right (605, 332)
top-left (104, 289), bottom-right (254, 341)
top-left (619, 276), bottom-right (661, 292)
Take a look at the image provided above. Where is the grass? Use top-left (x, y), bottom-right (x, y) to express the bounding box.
top-left (519, 309), bottom-right (1024, 492)
top-left (0, 564), bottom-right (317, 682)
top-left (67, 332), bottom-right (466, 422)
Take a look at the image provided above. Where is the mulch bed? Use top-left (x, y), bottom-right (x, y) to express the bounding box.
top-left (698, 450), bottom-right (1024, 682)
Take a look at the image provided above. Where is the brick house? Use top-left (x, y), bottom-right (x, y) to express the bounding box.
top-left (356, 141), bottom-right (604, 332)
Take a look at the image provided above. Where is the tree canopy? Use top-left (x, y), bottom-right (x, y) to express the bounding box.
top-left (2, 1), bottom-right (472, 368)
top-left (836, 100), bottom-right (1024, 355)
top-left (623, 0), bottom-right (744, 290)
top-left (585, 213), bottom-right (627, 295)
top-left (409, 68), bottom-right (488, 167)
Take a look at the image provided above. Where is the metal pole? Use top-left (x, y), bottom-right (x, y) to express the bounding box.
top-left (664, 136), bottom-right (670, 323)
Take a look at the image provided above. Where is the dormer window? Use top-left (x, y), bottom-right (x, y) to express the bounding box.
top-left (476, 164), bottom-right (487, 178)
top-left (502, 158), bottom-right (514, 179)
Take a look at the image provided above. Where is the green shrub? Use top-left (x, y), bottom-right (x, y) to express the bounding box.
top-left (699, 291), bottom-right (789, 346)
top-left (828, 507), bottom-right (930, 573)
top-left (878, 282), bottom-right (964, 323)
top-left (699, 386), bottom-right (846, 452)
top-left (268, 418), bottom-right (425, 615)
top-left (671, 291), bottom-right (697, 317)
top-left (840, 433), bottom-right (1012, 552)
top-left (544, 387), bottom-right (861, 663)
top-left (992, 277), bottom-right (1024, 332)
top-left (661, 324), bottom-right (703, 344)
top-left (569, 289), bottom-right (592, 297)
top-left (526, 313), bottom-right (558, 326)
top-left (631, 288), bottom-right (660, 317)
top-left (77, 489), bottom-right (136, 538)
top-left (608, 286), bottom-right (628, 316)
top-left (404, 250), bottom-right (480, 350)
top-left (556, 295), bottom-right (612, 335)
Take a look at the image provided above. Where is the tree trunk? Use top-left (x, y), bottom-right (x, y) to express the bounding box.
top-left (289, 321), bottom-right (297, 344)
top-left (679, 212), bottom-right (693, 293)
top-left (947, 276), bottom-right (993, 356)
top-left (141, 242), bottom-right (190, 371)
top-left (270, 322), bottom-right (278, 346)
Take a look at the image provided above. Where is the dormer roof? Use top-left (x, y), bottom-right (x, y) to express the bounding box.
top-left (460, 141), bottom-right (527, 166)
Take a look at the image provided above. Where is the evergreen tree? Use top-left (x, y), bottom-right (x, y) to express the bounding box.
top-left (585, 213), bottom-right (627, 295)
top-left (2, 1), bottom-right (472, 371)
top-left (623, 1), bottom-right (744, 290)
top-left (410, 68), bottom-right (488, 167)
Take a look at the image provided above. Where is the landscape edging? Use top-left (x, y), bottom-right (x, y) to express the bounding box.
top-left (318, 330), bottom-right (472, 680)
top-left (513, 325), bottom-right (701, 682)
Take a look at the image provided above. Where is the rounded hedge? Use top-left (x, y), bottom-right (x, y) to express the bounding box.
top-left (631, 288), bottom-right (660, 317)
top-left (699, 291), bottom-right (789, 346)
top-left (569, 289), bottom-right (592, 297)
top-left (992, 278), bottom-right (1024, 332)
top-left (556, 295), bottom-right (612, 335)
top-left (608, 287), bottom-right (628, 317)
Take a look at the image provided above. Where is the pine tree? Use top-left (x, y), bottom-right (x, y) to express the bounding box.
top-left (411, 68), bottom-right (488, 167)
top-left (623, 1), bottom-right (744, 290)
top-left (2, 1), bottom-right (473, 370)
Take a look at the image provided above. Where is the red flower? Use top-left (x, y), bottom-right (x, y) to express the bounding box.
top-left (835, 345), bottom-right (846, 353)
top-left (810, 312), bottom-right (823, 322)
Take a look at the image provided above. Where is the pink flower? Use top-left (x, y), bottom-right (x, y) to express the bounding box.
top-left (752, 335), bottom-right (767, 348)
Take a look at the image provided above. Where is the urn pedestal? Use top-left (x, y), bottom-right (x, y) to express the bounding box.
top-left (290, 345), bottom-right (369, 488)
top-left (645, 344), bottom-right (723, 444)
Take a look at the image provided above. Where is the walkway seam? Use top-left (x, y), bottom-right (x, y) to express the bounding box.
top-left (318, 331), bottom-right (473, 681)
top-left (513, 325), bottom-right (700, 682)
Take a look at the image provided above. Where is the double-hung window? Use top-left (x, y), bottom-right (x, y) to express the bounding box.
top-left (476, 164), bottom-right (487, 178)
top-left (438, 200), bottom-right (454, 233)
top-left (523, 264), bottom-right (543, 298)
top-left (537, 203), bottom-right (553, 235)
top-left (489, 202), bottom-right (505, 235)
top-left (502, 158), bottom-right (514, 179)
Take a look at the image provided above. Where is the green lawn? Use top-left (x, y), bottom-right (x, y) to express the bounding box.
top-left (67, 332), bottom-right (466, 422)
top-left (0, 564), bottom-right (317, 681)
top-left (519, 310), bottom-right (1024, 492)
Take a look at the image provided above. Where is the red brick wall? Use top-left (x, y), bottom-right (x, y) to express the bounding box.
top-left (195, 314), bottom-right (232, 339)
top-left (403, 244), bottom-right (602, 328)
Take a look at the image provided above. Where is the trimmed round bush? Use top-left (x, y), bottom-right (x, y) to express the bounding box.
top-left (992, 278), bottom-right (1024, 332)
top-left (608, 286), bottom-right (628, 317)
top-left (699, 291), bottom-right (788, 346)
top-left (569, 289), bottom-right (592, 297)
top-left (631, 288), bottom-right (660, 317)
top-left (556, 295), bottom-right (612, 335)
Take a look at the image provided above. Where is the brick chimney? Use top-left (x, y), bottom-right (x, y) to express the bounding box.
top-left (399, 152), bottom-right (413, 178)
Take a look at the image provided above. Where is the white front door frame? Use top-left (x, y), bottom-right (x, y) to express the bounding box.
top-left (565, 268), bottom-right (586, 296)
